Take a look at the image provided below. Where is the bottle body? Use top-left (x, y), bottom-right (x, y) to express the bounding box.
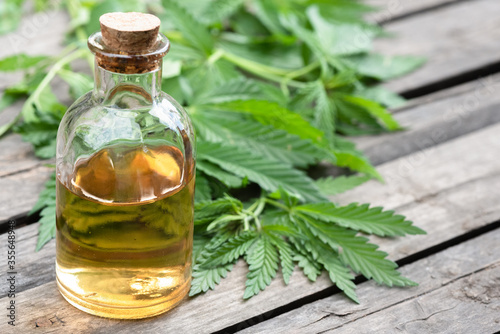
top-left (55, 41), bottom-right (195, 318)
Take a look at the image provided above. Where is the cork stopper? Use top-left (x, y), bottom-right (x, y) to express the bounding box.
top-left (100, 12), bottom-right (161, 52)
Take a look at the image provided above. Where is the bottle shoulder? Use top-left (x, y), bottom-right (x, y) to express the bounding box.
top-left (56, 90), bottom-right (195, 167)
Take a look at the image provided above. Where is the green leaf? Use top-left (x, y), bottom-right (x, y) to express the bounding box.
top-left (220, 40), bottom-right (304, 72)
top-left (251, 0), bottom-right (289, 36)
top-left (201, 232), bottom-right (257, 267)
top-left (173, 0), bottom-right (245, 25)
top-left (311, 0), bottom-right (375, 24)
top-left (58, 69), bottom-right (93, 99)
top-left (0, 0), bottom-right (23, 35)
top-left (291, 241), bottom-right (322, 281)
top-left (356, 86), bottom-right (407, 109)
top-left (195, 174), bottom-right (212, 203)
top-left (333, 137), bottom-right (382, 181)
top-left (307, 240), bottom-right (358, 302)
top-left (315, 175), bottom-right (371, 196)
top-left (14, 109), bottom-right (62, 159)
top-left (334, 151), bottom-right (381, 181)
top-left (35, 204), bottom-right (56, 251)
top-left (193, 234), bottom-right (211, 262)
top-left (0, 91), bottom-right (22, 114)
top-left (195, 196), bottom-right (243, 225)
top-left (192, 111), bottom-right (320, 167)
top-left (204, 100), bottom-right (324, 145)
top-left (0, 54), bottom-right (47, 71)
top-left (297, 215), bottom-right (417, 287)
top-left (184, 58), bottom-right (241, 97)
top-left (197, 159), bottom-right (244, 188)
top-left (243, 236), bottom-right (280, 299)
top-left (308, 81), bottom-right (336, 146)
top-left (162, 0), bottom-right (214, 54)
top-left (296, 202), bottom-right (426, 237)
top-left (198, 141), bottom-right (327, 203)
top-left (342, 95), bottom-right (401, 131)
top-left (230, 10), bottom-right (269, 37)
top-left (14, 111), bottom-right (62, 159)
top-left (30, 173), bottom-right (56, 215)
top-left (189, 264), bottom-right (233, 296)
top-left (306, 5), bottom-right (379, 56)
top-left (192, 78), bottom-right (266, 105)
top-left (350, 54), bottom-right (426, 81)
top-left (21, 82), bottom-right (66, 123)
top-left (268, 233), bottom-right (295, 285)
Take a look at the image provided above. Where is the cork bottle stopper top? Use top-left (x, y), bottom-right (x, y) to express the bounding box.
top-left (100, 12), bottom-right (161, 53)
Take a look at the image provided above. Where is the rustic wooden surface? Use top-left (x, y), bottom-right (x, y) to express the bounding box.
top-left (365, 0), bottom-right (460, 22)
top-left (1, 1), bottom-right (500, 333)
top-left (375, 0), bottom-right (500, 94)
top-left (244, 229), bottom-right (500, 333)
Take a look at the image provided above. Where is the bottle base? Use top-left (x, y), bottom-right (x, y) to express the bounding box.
top-left (56, 275), bottom-right (190, 319)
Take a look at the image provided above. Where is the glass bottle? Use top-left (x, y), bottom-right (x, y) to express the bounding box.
top-left (55, 13), bottom-right (195, 319)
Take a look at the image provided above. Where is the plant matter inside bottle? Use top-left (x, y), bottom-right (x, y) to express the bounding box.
top-left (56, 143), bottom-right (194, 319)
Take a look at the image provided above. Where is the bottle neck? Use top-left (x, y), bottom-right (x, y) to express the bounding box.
top-left (93, 59), bottom-right (162, 106)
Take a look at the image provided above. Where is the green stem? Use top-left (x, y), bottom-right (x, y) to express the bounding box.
top-left (285, 60), bottom-right (321, 80)
top-left (264, 199), bottom-right (290, 212)
top-left (253, 198), bottom-right (266, 217)
top-left (207, 49), bottom-right (224, 64)
top-left (243, 216), bottom-right (250, 231)
top-left (253, 215), bottom-right (262, 232)
top-left (22, 49), bottom-right (87, 122)
top-left (220, 49), bottom-right (306, 89)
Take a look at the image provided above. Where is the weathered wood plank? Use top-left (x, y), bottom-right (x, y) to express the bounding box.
top-left (375, 0), bottom-right (500, 94)
top-left (0, 165), bottom-right (52, 222)
top-left (1, 122), bottom-right (499, 332)
top-left (242, 228), bottom-right (500, 334)
top-left (0, 134), bottom-right (42, 177)
top-left (365, 0), bottom-right (460, 23)
top-left (0, 10), bottom-right (69, 91)
top-left (3, 70), bottom-right (500, 222)
top-left (353, 73), bottom-right (500, 165)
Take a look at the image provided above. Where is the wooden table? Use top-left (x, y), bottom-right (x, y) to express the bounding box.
top-left (1, 1), bottom-right (500, 333)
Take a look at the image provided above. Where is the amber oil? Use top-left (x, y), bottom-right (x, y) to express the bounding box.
top-left (56, 143), bottom-right (194, 319)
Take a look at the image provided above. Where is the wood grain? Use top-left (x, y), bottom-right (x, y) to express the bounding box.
top-left (2, 70), bottom-right (499, 223)
top-left (1, 122), bottom-right (499, 333)
top-left (0, 10), bottom-right (69, 91)
top-left (242, 229), bottom-right (500, 333)
top-left (375, 0), bottom-right (500, 94)
top-left (0, 165), bottom-right (52, 222)
top-left (353, 73), bottom-right (500, 165)
top-left (365, 0), bottom-right (460, 22)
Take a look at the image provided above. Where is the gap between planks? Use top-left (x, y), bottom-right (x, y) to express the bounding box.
top-left (241, 228), bottom-right (500, 334)
top-left (365, 0), bottom-right (463, 24)
top-left (1, 121), bottom-right (500, 333)
top-left (2, 0), bottom-right (500, 223)
top-left (3, 68), bottom-right (500, 226)
top-left (374, 0), bottom-right (500, 95)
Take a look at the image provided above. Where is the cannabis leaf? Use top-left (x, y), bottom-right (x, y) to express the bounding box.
top-left (0, 54), bottom-right (48, 71)
top-left (197, 141), bottom-right (326, 203)
top-left (14, 110), bottom-right (62, 159)
top-left (1, 0), bottom-right (427, 303)
top-left (243, 236), bottom-right (280, 299)
top-left (315, 175), bottom-right (371, 196)
top-left (31, 173), bottom-right (57, 251)
top-left (200, 232), bottom-right (257, 268)
top-left (295, 202), bottom-right (426, 237)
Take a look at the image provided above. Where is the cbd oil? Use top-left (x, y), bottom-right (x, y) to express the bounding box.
top-left (55, 12), bottom-right (195, 319)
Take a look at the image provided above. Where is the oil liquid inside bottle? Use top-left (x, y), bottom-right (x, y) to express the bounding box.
top-left (56, 143), bottom-right (194, 319)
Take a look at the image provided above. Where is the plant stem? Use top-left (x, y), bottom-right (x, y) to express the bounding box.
top-left (265, 198), bottom-right (290, 212)
top-left (219, 49), bottom-right (306, 89)
top-left (22, 48), bottom-right (87, 122)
